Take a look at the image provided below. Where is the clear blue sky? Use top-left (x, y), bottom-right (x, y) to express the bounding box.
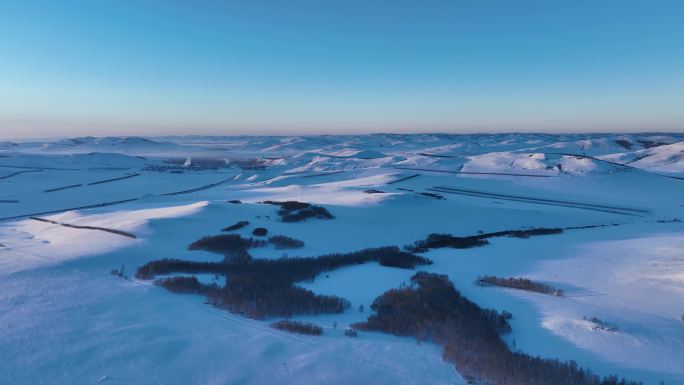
top-left (1, 0), bottom-right (683, 138)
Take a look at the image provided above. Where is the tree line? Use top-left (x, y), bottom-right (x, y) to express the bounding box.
top-left (270, 320), bottom-right (323, 335)
top-left (476, 275), bottom-right (564, 297)
top-left (352, 272), bottom-right (640, 385)
top-left (136, 246), bottom-right (432, 319)
top-left (222, 220), bottom-right (250, 232)
top-left (405, 227), bottom-right (564, 252)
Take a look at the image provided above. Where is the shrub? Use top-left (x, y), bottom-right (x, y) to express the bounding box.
top-left (222, 220), bottom-right (250, 232)
top-left (252, 227), bottom-right (268, 236)
top-left (344, 328), bottom-right (358, 337)
top-left (270, 320), bottom-right (323, 336)
top-left (228, 200), bottom-right (242, 204)
top-left (583, 316), bottom-right (618, 332)
top-left (110, 264), bottom-right (126, 278)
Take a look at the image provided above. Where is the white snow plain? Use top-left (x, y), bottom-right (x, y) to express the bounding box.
top-left (1, 133), bottom-right (683, 385)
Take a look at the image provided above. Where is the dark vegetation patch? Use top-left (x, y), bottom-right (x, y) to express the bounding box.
top-left (406, 233), bottom-right (489, 252)
top-left (88, 173), bottom-right (140, 185)
top-left (222, 220), bottom-right (250, 232)
top-left (614, 139), bottom-right (632, 150)
top-left (154, 276), bottom-right (211, 294)
top-left (44, 184), bottom-right (82, 193)
top-left (418, 152), bottom-right (460, 158)
top-left (252, 227), bottom-right (268, 236)
top-left (262, 200), bottom-right (334, 222)
top-left (146, 158), bottom-right (233, 172)
top-left (476, 275), bottom-right (564, 297)
top-left (188, 234), bottom-right (267, 256)
top-left (270, 320), bottom-right (323, 335)
top-left (188, 232), bottom-right (304, 256)
top-left (637, 139), bottom-right (668, 149)
top-left (487, 227), bottom-right (564, 238)
top-left (344, 328), bottom-right (358, 337)
top-left (228, 200), bottom-right (242, 204)
top-left (657, 218), bottom-right (682, 223)
top-left (417, 191), bottom-right (445, 200)
top-left (405, 227), bottom-right (564, 252)
top-left (230, 158), bottom-right (268, 170)
top-left (110, 264), bottom-right (128, 279)
top-left (30, 216), bottom-right (137, 239)
top-left (386, 173), bottom-right (420, 185)
top-left (137, 246), bottom-right (431, 319)
top-left (584, 316), bottom-right (619, 332)
top-left (352, 272), bottom-right (640, 385)
top-left (363, 189), bottom-right (386, 194)
top-left (136, 259), bottom-right (225, 280)
top-left (268, 235), bottom-right (304, 249)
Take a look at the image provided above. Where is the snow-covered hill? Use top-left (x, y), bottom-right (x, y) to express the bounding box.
top-left (1, 133), bottom-right (683, 385)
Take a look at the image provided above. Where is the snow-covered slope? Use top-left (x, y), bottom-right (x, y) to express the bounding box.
top-left (600, 141), bottom-right (684, 174)
top-left (1, 133), bottom-right (683, 385)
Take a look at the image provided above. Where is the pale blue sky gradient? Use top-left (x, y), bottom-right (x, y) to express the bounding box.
top-left (1, 0), bottom-right (683, 137)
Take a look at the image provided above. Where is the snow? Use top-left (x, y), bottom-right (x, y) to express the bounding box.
top-left (600, 141), bottom-right (684, 174)
top-left (530, 234), bottom-right (684, 375)
top-left (1, 133), bottom-right (684, 385)
top-left (0, 202), bottom-right (207, 275)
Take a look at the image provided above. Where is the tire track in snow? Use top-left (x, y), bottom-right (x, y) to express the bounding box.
top-left (429, 186), bottom-right (649, 216)
top-left (0, 169), bottom-right (43, 180)
top-left (161, 175), bottom-right (238, 196)
top-left (1, 175), bottom-right (241, 221)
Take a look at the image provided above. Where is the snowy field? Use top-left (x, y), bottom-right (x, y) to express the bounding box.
top-left (1, 133), bottom-right (683, 385)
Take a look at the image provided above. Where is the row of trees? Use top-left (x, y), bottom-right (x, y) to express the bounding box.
top-left (137, 246), bottom-right (432, 319)
top-left (222, 220), bottom-right (250, 231)
top-left (405, 227), bottom-right (564, 252)
top-left (405, 233), bottom-right (489, 252)
top-left (352, 272), bottom-right (640, 385)
top-left (476, 275), bottom-right (564, 297)
top-left (270, 320), bottom-right (323, 335)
